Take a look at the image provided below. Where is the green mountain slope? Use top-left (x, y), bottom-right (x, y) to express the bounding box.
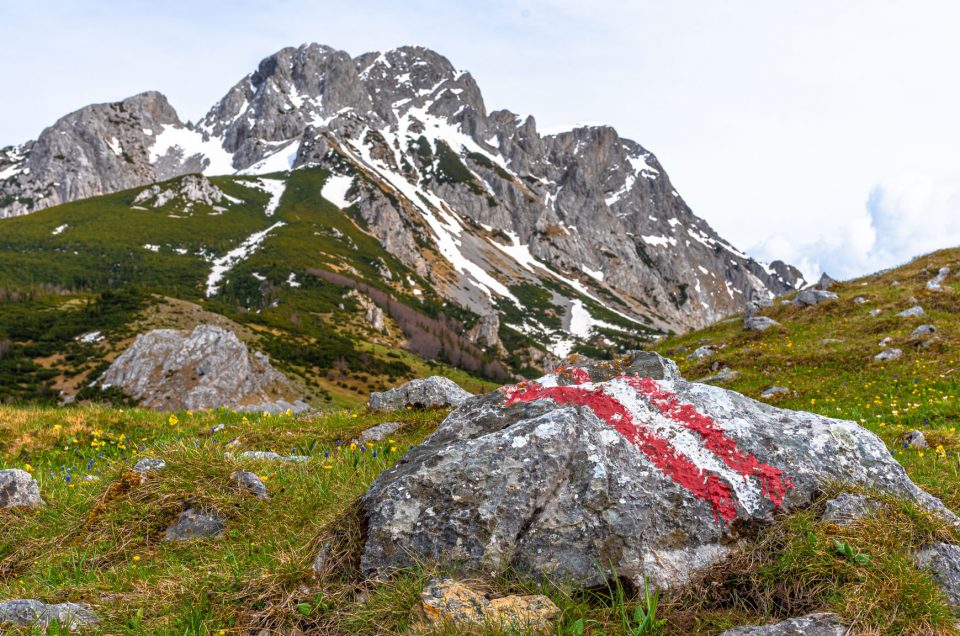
top-left (0, 169), bottom-right (509, 407)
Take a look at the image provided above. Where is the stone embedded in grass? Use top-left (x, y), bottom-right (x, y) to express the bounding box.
top-left (0, 469), bottom-right (43, 509)
top-left (696, 367), bottom-right (739, 384)
top-left (368, 376), bottom-right (472, 412)
top-left (231, 470), bottom-right (269, 499)
top-left (821, 493), bottom-right (879, 526)
top-left (912, 324), bottom-right (937, 338)
top-left (874, 348), bottom-right (902, 362)
top-left (131, 458), bottom-right (166, 475)
top-left (794, 289), bottom-right (839, 307)
top-left (717, 612), bottom-right (847, 635)
top-left (358, 421), bottom-right (401, 443)
top-left (419, 578), bottom-right (560, 633)
top-left (361, 352), bottom-right (958, 591)
top-left (878, 337), bottom-right (893, 347)
top-left (897, 305), bottom-right (925, 318)
top-left (926, 267), bottom-right (951, 292)
top-left (761, 386), bottom-right (790, 399)
top-left (163, 507), bottom-right (225, 541)
top-left (744, 316), bottom-right (779, 332)
top-left (905, 429), bottom-right (929, 449)
top-left (914, 542), bottom-right (960, 609)
top-left (0, 599), bottom-right (97, 631)
top-left (237, 450), bottom-right (310, 463)
top-left (820, 338), bottom-right (844, 345)
top-left (852, 296), bottom-right (868, 304)
top-left (868, 308), bottom-right (883, 317)
top-left (689, 345), bottom-right (716, 360)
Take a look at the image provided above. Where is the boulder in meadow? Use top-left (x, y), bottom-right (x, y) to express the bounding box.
top-left (361, 352), bottom-right (956, 589)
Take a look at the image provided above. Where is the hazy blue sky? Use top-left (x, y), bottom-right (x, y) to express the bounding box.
top-left (2, 0), bottom-right (959, 279)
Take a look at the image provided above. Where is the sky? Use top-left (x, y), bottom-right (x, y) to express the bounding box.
top-left (2, 0), bottom-right (959, 280)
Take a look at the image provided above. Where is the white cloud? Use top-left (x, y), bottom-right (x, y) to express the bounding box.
top-left (752, 172), bottom-right (960, 280)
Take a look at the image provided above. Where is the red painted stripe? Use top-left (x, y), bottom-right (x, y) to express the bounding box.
top-left (502, 381), bottom-right (739, 522)
top-left (627, 377), bottom-right (792, 508)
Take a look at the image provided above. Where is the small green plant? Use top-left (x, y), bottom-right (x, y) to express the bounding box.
top-left (607, 574), bottom-right (666, 635)
top-left (834, 538), bottom-right (871, 565)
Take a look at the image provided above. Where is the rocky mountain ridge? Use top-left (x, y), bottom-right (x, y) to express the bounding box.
top-left (0, 43), bottom-right (803, 337)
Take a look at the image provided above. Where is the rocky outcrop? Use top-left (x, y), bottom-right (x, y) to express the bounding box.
top-left (361, 353), bottom-right (956, 590)
top-left (99, 324), bottom-right (302, 411)
top-left (914, 542), bottom-right (960, 609)
top-left (794, 289), bottom-right (838, 307)
top-left (368, 376), bottom-right (472, 411)
top-left (821, 493), bottom-right (879, 526)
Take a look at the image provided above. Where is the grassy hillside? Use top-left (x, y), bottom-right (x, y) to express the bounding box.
top-left (651, 247), bottom-right (960, 514)
top-left (1, 247), bottom-right (959, 635)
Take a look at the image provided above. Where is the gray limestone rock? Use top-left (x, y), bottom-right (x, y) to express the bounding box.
top-left (817, 273), bottom-right (836, 290)
top-left (237, 451), bottom-right (310, 463)
top-left (0, 599), bottom-right (98, 631)
top-left (744, 316), bottom-right (779, 332)
top-left (361, 353), bottom-right (956, 590)
top-left (131, 458), bottom-right (166, 475)
top-left (820, 338), bottom-right (844, 345)
top-left (912, 324), bottom-right (937, 338)
top-left (368, 376), bottom-right (472, 412)
top-left (794, 289), bottom-right (839, 307)
top-left (897, 306), bottom-right (925, 318)
top-left (868, 309), bottom-right (884, 317)
top-left (761, 386), bottom-right (790, 399)
top-left (163, 507), bottom-right (225, 541)
top-left (875, 348), bottom-right (902, 362)
top-left (690, 345), bottom-right (716, 360)
top-left (0, 469), bottom-right (43, 509)
top-left (359, 421), bottom-right (401, 443)
top-left (99, 324), bottom-right (301, 411)
top-left (852, 296), bottom-right (868, 304)
top-left (231, 470), bottom-right (269, 499)
top-left (821, 493), bottom-right (879, 526)
top-left (718, 613), bottom-right (847, 635)
top-left (914, 542), bottom-right (960, 608)
top-left (906, 430), bottom-right (929, 449)
top-left (926, 267), bottom-right (951, 292)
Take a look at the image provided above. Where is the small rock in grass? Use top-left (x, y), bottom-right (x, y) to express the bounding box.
top-left (420, 578), bottom-right (560, 633)
top-left (914, 542), bottom-right (960, 608)
top-left (926, 267), bottom-right (951, 292)
top-left (878, 337), bottom-right (893, 347)
top-left (820, 338), bottom-right (844, 345)
top-left (0, 469), bottom-right (43, 509)
top-left (359, 421), bottom-right (401, 444)
top-left (231, 470), bottom-right (269, 499)
top-left (0, 599), bottom-right (98, 631)
top-left (817, 273), bottom-right (836, 290)
top-left (368, 376), bottom-right (472, 412)
top-left (761, 386), bottom-right (790, 399)
top-left (897, 306), bottom-right (925, 318)
top-left (131, 458), bottom-right (166, 475)
top-left (744, 316), bottom-right (779, 332)
top-left (718, 612), bottom-right (847, 635)
top-left (164, 507), bottom-right (225, 541)
top-left (874, 348), bottom-right (902, 362)
top-left (794, 289), bottom-right (839, 307)
top-left (912, 324), bottom-right (937, 338)
top-left (696, 367), bottom-right (739, 384)
top-left (868, 308), bottom-right (883, 317)
top-left (852, 296), bottom-right (868, 304)
top-left (821, 493), bottom-right (879, 526)
top-left (905, 429), bottom-right (929, 449)
top-left (311, 541), bottom-right (333, 576)
top-left (689, 345), bottom-right (716, 360)
top-left (238, 451), bottom-right (310, 463)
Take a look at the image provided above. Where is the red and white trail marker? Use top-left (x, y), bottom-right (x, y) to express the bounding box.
top-left (500, 368), bottom-right (793, 523)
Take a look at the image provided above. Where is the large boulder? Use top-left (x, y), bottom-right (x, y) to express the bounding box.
top-left (368, 376), bottom-right (472, 412)
top-left (794, 289), bottom-right (839, 307)
top-left (0, 600), bottom-right (97, 631)
top-left (99, 324), bottom-right (303, 412)
top-left (718, 613), bottom-right (847, 635)
top-left (361, 352), bottom-right (956, 590)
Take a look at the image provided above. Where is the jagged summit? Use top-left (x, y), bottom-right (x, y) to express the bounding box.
top-left (0, 42), bottom-right (802, 335)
